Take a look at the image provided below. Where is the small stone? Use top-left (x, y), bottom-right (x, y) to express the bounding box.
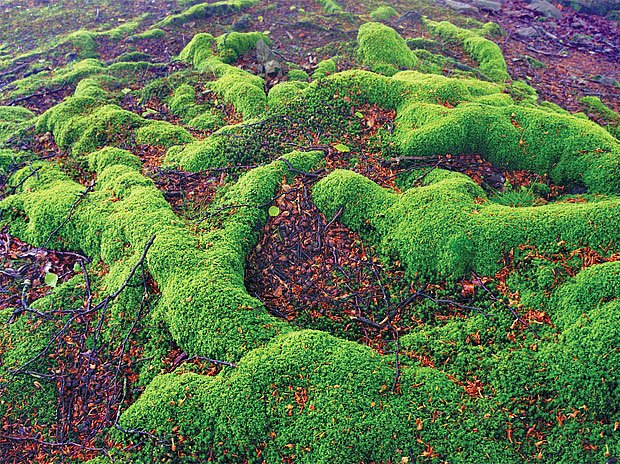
top-left (527, 0), bottom-right (563, 19)
top-left (515, 26), bottom-right (539, 38)
top-left (445, 0), bottom-right (480, 13)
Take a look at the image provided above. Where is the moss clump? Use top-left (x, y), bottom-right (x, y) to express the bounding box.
top-left (135, 121), bottom-right (194, 148)
top-left (580, 95), bottom-right (620, 138)
top-left (70, 104), bottom-right (144, 155)
top-left (178, 33), bottom-right (215, 68)
top-left (159, 0), bottom-right (260, 27)
top-left (87, 147), bottom-right (143, 172)
top-left (118, 329), bottom-right (515, 463)
top-left (0, 105), bottom-right (35, 143)
top-left (216, 31), bottom-right (271, 63)
top-left (267, 81), bottom-right (308, 106)
top-left (315, 0), bottom-right (344, 13)
top-left (178, 35), bottom-right (267, 119)
top-left (312, 58), bottom-right (337, 80)
top-left (369, 5), bottom-right (399, 21)
top-left (127, 28), bottom-right (166, 41)
top-left (206, 58), bottom-right (267, 119)
top-left (287, 68), bottom-right (310, 81)
top-left (357, 22), bottom-right (419, 76)
top-left (313, 169), bottom-right (620, 279)
top-left (65, 30), bottom-right (98, 59)
top-left (425, 20), bottom-right (509, 82)
top-left (8, 58), bottom-right (106, 98)
top-left (394, 97), bottom-right (620, 193)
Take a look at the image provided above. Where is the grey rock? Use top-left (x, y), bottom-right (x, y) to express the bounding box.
top-left (445, 0), bottom-right (480, 13)
top-left (527, 0), bottom-right (563, 19)
top-left (561, 0), bottom-right (620, 16)
top-left (472, 0), bottom-right (502, 10)
top-left (263, 60), bottom-right (282, 75)
top-left (515, 26), bottom-right (539, 37)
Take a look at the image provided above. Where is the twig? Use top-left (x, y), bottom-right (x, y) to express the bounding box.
top-left (8, 84), bottom-right (67, 106)
top-left (43, 181), bottom-right (95, 247)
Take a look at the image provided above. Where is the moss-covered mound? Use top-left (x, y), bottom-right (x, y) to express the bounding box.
top-left (1, 14), bottom-right (619, 464)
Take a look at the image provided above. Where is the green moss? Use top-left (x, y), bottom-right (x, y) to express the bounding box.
top-left (87, 147), bottom-right (143, 172)
top-left (128, 28), bottom-right (166, 41)
top-left (580, 95), bottom-right (620, 138)
top-left (178, 33), bottom-right (215, 69)
top-left (312, 58), bottom-right (337, 80)
top-left (357, 22), bottom-right (419, 76)
top-left (394, 98), bottom-right (620, 193)
top-left (369, 5), bottom-right (399, 21)
top-left (0, 277), bottom-right (86, 434)
top-left (287, 68), bottom-right (310, 81)
top-left (425, 20), bottom-right (510, 82)
top-left (550, 261), bottom-right (620, 329)
top-left (216, 31), bottom-right (271, 64)
top-left (65, 30), bottom-right (98, 59)
top-left (543, 299), bottom-right (620, 419)
top-left (315, 0), bottom-right (344, 13)
top-left (8, 58), bottom-right (106, 98)
top-left (159, 0), bottom-right (260, 27)
top-left (0, 105), bottom-right (35, 143)
top-left (118, 329), bottom-right (515, 463)
top-left (205, 57), bottom-right (267, 119)
top-left (313, 169), bottom-right (620, 279)
top-left (267, 81), bottom-right (308, 106)
top-left (71, 104), bottom-right (145, 155)
top-left (114, 51), bottom-right (153, 63)
top-left (135, 121), bottom-right (194, 148)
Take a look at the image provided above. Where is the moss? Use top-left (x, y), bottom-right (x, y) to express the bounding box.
top-left (312, 58), bottom-right (337, 80)
top-left (114, 51), bottom-right (153, 63)
top-left (188, 111), bottom-right (225, 131)
top-left (87, 147), bottom-right (143, 172)
top-left (205, 57), bottom-right (267, 119)
top-left (267, 81), bottom-right (308, 106)
top-left (73, 77), bottom-right (109, 99)
top-left (70, 104), bottom-right (145, 155)
top-left (357, 22), bottom-right (419, 76)
top-left (315, 0), bottom-right (344, 13)
top-left (369, 5), bottom-right (399, 21)
top-left (127, 27), bottom-right (166, 41)
top-left (543, 299), bottom-right (620, 419)
top-left (119, 329), bottom-right (515, 463)
top-left (313, 169), bottom-right (620, 279)
top-left (0, 277), bottom-right (86, 434)
top-left (178, 33), bottom-right (215, 69)
top-left (287, 68), bottom-right (310, 81)
top-left (135, 121), bottom-right (194, 148)
top-left (550, 261), bottom-right (620, 329)
top-left (0, 105), bottom-right (35, 143)
top-left (216, 31), bottom-right (271, 64)
top-left (159, 0), bottom-right (260, 27)
top-left (580, 95), bottom-right (620, 138)
top-left (425, 20), bottom-right (510, 82)
top-left (9, 58), bottom-right (106, 98)
top-left (65, 30), bottom-right (98, 59)
top-left (394, 97), bottom-right (620, 193)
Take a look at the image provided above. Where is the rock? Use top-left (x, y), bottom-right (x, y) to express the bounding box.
top-left (561, 0), bottom-right (620, 16)
top-left (263, 60), bottom-right (282, 75)
top-left (445, 0), bottom-right (480, 13)
top-left (471, 0), bottom-right (502, 10)
top-left (527, 0), bottom-right (563, 19)
top-left (515, 26), bottom-right (539, 37)
top-left (591, 75), bottom-right (619, 86)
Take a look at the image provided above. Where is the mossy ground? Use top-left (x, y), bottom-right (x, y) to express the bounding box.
top-left (0, 1), bottom-right (619, 463)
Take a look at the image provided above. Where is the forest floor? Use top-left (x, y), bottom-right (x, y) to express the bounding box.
top-left (0, 0), bottom-right (619, 463)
